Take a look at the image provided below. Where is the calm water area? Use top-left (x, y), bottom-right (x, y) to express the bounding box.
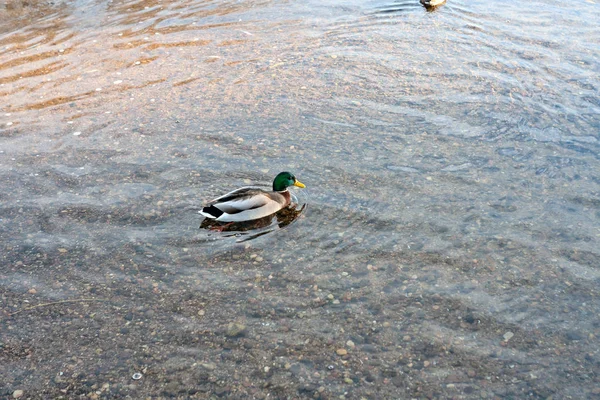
top-left (1, 0), bottom-right (599, 398)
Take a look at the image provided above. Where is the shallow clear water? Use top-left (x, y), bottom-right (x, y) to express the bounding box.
top-left (1, 0), bottom-right (599, 398)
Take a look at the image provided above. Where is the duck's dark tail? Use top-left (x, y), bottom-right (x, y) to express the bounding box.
top-left (199, 205), bottom-right (224, 219)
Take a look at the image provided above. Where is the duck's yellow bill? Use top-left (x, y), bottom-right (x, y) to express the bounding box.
top-left (294, 180), bottom-right (306, 188)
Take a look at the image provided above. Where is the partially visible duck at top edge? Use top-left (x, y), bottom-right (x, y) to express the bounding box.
top-left (421, 0), bottom-right (446, 8)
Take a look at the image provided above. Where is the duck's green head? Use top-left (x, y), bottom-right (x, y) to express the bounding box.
top-left (273, 171), bottom-right (305, 191)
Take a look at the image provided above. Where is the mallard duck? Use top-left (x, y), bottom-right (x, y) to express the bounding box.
top-left (199, 172), bottom-right (305, 222)
top-left (420, 0), bottom-right (446, 7)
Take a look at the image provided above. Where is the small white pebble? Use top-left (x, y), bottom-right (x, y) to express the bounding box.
top-left (67, 121), bottom-right (73, 124)
top-left (113, 80), bottom-right (123, 84)
top-left (6, 122), bottom-right (12, 126)
top-left (95, 88), bottom-right (102, 91)
top-left (73, 131), bottom-right (82, 136)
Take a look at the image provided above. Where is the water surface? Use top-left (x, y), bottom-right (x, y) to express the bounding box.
top-left (1, 0), bottom-right (599, 398)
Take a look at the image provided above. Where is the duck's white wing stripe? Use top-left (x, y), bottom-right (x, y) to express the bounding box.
top-left (217, 200), bottom-right (283, 222)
